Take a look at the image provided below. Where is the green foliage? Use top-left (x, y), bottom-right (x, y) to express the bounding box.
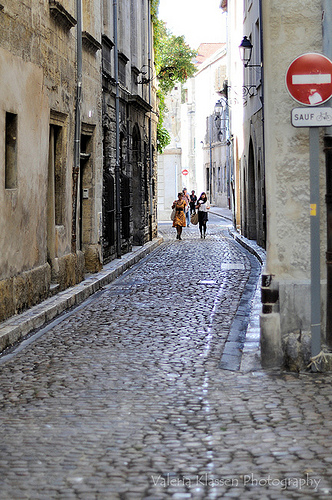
top-left (155, 88), bottom-right (170, 153)
top-left (150, 0), bottom-right (159, 22)
top-left (157, 120), bottom-right (171, 154)
top-left (151, 0), bottom-right (197, 153)
top-left (154, 20), bottom-right (197, 94)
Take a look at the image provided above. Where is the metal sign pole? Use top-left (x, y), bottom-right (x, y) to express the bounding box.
top-left (310, 127), bottom-right (321, 356)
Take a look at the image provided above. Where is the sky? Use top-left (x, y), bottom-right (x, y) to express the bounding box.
top-left (158, 0), bottom-right (226, 50)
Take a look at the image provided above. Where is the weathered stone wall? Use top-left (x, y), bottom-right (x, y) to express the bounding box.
top-left (0, 0), bottom-right (157, 323)
top-left (0, 1), bottom-right (103, 321)
top-left (242, 108), bottom-right (265, 246)
top-left (261, 0), bottom-right (326, 352)
top-left (101, 0), bottom-right (158, 259)
top-left (80, 9), bottom-right (103, 272)
top-left (0, 264), bottom-right (51, 322)
top-left (0, 48), bottom-right (50, 279)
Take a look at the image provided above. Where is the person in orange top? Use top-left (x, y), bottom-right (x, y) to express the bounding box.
top-left (172, 192), bottom-right (187, 240)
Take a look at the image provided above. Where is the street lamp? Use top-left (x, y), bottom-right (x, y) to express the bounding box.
top-left (239, 36), bottom-right (253, 67)
top-left (136, 64), bottom-right (154, 85)
top-left (239, 36), bottom-right (261, 68)
top-left (214, 99), bottom-right (225, 115)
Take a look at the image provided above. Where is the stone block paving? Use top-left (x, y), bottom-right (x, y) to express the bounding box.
top-left (0, 221), bottom-right (332, 499)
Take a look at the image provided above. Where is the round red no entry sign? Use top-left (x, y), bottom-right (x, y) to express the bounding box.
top-left (286, 53), bottom-right (332, 106)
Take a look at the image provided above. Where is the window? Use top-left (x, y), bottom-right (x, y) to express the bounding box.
top-left (152, 146), bottom-right (155, 197)
top-left (215, 65), bottom-right (226, 93)
top-left (130, 0), bottom-right (137, 60)
top-left (118, 52), bottom-right (129, 86)
top-left (144, 143), bottom-right (149, 202)
top-left (5, 112), bottom-right (17, 189)
top-left (254, 20), bottom-right (261, 87)
top-left (206, 167), bottom-right (210, 193)
top-left (121, 175), bottom-right (130, 239)
top-left (103, 172), bottom-right (115, 247)
top-left (102, 35), bottom-right (113, 77)
top-left (80, 127), bottom-right (94, 249)
top-left (181, 86), bottom-right (188, 104)
top-left (50, 124), bottom-right (64, 225)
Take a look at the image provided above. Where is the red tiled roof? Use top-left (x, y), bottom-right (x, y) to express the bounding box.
top-left (195, 43), bottom-right (226, 67)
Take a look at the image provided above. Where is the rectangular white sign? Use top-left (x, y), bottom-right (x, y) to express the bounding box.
top-left (291, 107), bottom-right (332, 127)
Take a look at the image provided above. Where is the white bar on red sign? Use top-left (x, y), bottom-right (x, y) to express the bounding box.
top-left (292, 74), bottom-right (332, 85)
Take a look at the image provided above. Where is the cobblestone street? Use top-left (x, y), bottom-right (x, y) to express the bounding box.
top-left (0, 216), bottom-right (332, 499)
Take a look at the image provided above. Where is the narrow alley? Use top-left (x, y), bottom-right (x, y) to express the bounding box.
top-left (0, 217), bottom-right (331, 499)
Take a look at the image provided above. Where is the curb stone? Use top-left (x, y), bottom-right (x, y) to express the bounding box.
top-left (209, 206), bottom-right (266, 264)
top-left (228, 228), bottom-right (266, 266)
top-left (220, 241), bottom-right (263, 372)
top-left (227, 227), bottom-right (266, 372)
top-left (209, 207), bottom-right (233, 222)
top-left (207, 208), bottom-right (266, 372)
top-left (0, 237), bottom-right (163, 354)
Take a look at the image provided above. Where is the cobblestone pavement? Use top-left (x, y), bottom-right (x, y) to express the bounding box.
top-left (0, 217), bottom-right (332, 499)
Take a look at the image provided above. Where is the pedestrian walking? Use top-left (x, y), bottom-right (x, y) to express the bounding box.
top-left (189, 190), bottom-right (197, 215)
top-left (172, 192), bottom-right (187, 240)
top-left (196, 192), bottom-right (210, 238)
top-left (182, 188), bottom-right (190, 227)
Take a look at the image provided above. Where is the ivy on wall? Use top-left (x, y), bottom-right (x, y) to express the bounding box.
top-left (151, 0), bottom-right (197, 153)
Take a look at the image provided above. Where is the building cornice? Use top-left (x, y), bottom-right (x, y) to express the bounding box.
top-left (82, 31), bottom-right (102, 54)
top-left (49, 0), bottom-right (76, 30)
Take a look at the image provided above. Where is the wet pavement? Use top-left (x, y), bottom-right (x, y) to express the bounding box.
top-left (0, 216), bottom-right (332, 499)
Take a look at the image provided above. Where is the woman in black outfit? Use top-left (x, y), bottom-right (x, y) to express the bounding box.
top-left (196, 192), bottom-right (210, 238)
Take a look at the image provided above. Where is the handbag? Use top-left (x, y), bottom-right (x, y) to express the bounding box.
top-left (170, 207), bottom-right (176, 220)
top-left (191, 212), bottom-right (198, 225)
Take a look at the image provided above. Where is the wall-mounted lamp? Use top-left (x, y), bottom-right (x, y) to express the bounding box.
top-left (239, 36), bottom-right (252, 67)
top-left (214, 99), bottom-right (226, 115)
top-left (239, 36), bottom-right (261, 68)
top-left (136, 64), bottom-right (154, 85)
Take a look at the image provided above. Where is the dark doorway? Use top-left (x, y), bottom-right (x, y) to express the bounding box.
top-left (247, 138), bottom-right (257, 240)
top-left (132, 125), bottom-right (144, 245)
top-left (103, 172), bottom-right (115, 262)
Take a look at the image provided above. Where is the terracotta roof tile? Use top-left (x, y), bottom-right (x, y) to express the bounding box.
top-left (195, 43), bottom-right (225, 67)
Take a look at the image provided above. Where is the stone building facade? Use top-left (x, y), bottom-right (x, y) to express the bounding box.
top-left (102, 0), bottom-right (158, 259)
top-left (260, 0), bottom-right (328, 366)
top-left (224, 0), bottom-right (331, 366)
top-left (157, 85), bottom-right (183, 221)
top-left (158, 44), bottom-right (228, 220)
top-left (225, 0), bottom-right (265, 246)
top-left (0, 0), bottom-right (157, 323)
top-left (195, 45), bottom-right (229, 207)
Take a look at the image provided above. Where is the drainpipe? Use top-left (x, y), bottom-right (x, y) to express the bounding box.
top-left (113, 0), bottom-right (121, 258)
top-left (209, 115), bottom-right (213, 201)
top-left (72, 0), bottom-right (82, 253)
top-left (148, 0), bottom-right (153, 241)
top-left (322, 1), bottom-right (332, 346)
